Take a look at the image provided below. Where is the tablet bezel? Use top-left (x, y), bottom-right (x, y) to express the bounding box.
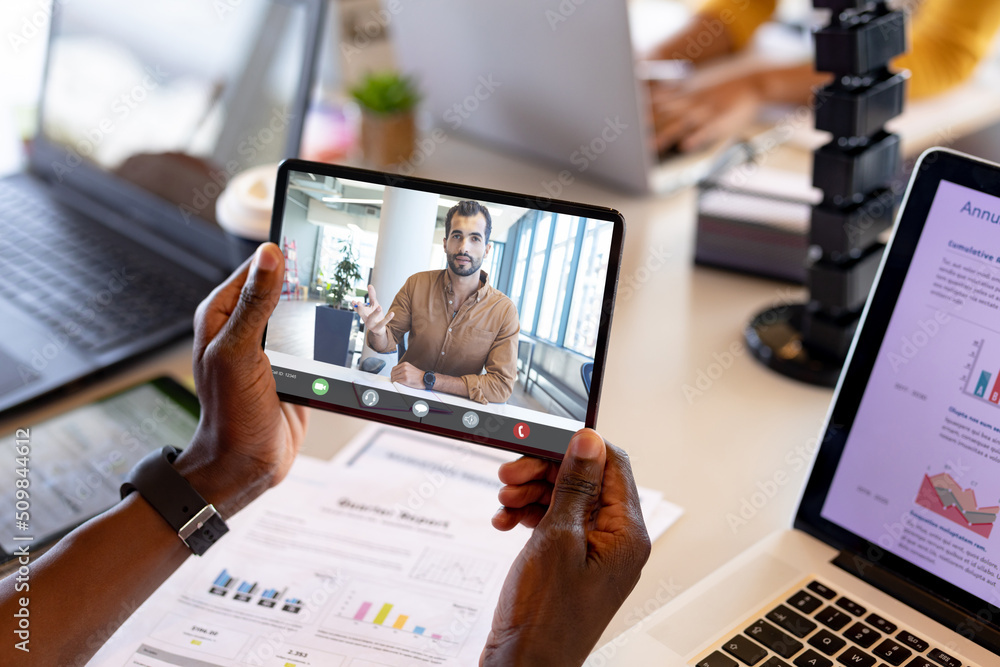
top-left (264, 158), bottom-right (626, 461)
top-left (796, 148), bottom-right (1000, 642)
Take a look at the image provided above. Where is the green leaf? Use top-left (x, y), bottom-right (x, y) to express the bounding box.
top-left (350, 71), bottom-right (421, 114)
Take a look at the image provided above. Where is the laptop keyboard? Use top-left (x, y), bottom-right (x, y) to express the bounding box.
top-left (0, 179), bottom-right (208, 353)
top-left (695, 578), bottom-right (975, 667)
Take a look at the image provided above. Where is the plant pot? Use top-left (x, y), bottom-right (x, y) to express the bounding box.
top-left (360, 110), bottom-right (416, 168)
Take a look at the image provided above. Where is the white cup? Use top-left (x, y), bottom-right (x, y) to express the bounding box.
top-left (216, 163), bottom-right (278, 266)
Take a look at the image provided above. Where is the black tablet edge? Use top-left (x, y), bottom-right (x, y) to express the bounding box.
top-left (264, 158), bottom-right (627, 461)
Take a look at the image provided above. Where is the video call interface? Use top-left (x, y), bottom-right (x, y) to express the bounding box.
top-left (263, 170), bottom-right (618, 456)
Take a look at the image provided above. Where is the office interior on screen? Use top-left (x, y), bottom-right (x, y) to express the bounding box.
top-left (263, 172), bottom-right (613, 421)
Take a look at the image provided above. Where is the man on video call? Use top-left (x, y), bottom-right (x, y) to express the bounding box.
top-left (355, 200), bottom-right (520, 404)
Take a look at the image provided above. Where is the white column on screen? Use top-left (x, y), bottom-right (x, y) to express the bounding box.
top-left (360, 187), bottom-right (439, 365)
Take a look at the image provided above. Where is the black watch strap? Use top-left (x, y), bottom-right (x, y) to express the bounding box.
top-left (121, 446), bottom-right (229, 556)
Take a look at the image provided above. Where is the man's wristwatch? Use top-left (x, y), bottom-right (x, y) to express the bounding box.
top-left (423, 370), bottom-right (436, 391)
top-left (120, 446), bottom-right (229, 556)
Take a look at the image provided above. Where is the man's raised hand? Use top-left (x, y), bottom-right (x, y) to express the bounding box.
top-left (354, 284), bottom-right (395, 336)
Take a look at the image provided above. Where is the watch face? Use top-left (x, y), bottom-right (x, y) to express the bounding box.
top-left (423, 371), bottom-right (434, 387)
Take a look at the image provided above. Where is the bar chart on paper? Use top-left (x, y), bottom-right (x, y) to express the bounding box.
top-left (323, 579), bottom-right (480, 656)
top-left (960, 338), bottom-right (1000, 406)
top-left (207, 567), bottom-right (326, 614)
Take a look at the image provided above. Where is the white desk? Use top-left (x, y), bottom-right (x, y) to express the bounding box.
top-left (0, 136), bottom-right (834, 647)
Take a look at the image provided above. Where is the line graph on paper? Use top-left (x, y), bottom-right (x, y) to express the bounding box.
top-left (408, 548), bottom-right (496, 594)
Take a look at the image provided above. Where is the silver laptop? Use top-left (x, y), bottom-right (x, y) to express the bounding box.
top-left (0, 0), bottom-right (324, 414)
top-left (390, 0), bottom-right (737, 195)
top-left (593, 149), bottom-right (1000, 666)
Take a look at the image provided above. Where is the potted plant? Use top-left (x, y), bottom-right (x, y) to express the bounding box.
top-left (315, 242), bottom-right (363, 368)
top-left (324, 241), bottom-right (362, 309)
top-left (350, 71), bottom-right (421, 167)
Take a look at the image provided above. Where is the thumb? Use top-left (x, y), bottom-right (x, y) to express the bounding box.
top-left (545, 428), bottom-right (607, 529)
top-left (222, 242), bottom-right (283, 349)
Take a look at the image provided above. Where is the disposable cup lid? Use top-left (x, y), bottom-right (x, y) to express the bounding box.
top-left (215, 163), bottom-right (278, 241)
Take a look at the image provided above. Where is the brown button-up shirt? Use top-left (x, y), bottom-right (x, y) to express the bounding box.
top-left (367, 270), bottom-right (519, 404)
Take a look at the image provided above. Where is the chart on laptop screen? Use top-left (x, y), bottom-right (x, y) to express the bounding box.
top-left (823, 179), bottom-right (1000, 603)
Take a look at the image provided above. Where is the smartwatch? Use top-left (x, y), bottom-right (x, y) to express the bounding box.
top-left (121, 446), bottom-right (229, 556)
top-left (423, 370), bottom-right (436, 391)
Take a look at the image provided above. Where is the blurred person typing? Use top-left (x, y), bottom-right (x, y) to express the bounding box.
top-left (646, 0), bottom-right (1000, 153)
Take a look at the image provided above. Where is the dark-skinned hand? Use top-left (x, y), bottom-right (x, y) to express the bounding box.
top-left (174, 242), bottom-right (309, 517)
top-left (481, 429), bottom-right (651, 666)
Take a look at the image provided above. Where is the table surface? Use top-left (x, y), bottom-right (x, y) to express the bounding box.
top-left (0, 134), bottom-right (836, 646)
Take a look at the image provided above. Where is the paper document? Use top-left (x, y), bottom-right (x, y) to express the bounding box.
top-left (89, 426), bottom-right (681, 666)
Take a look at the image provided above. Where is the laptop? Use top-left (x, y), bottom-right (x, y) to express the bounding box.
top-left (592, 148), bottom-right (1000, 666)
top-left (0, 0), bottom-right (325, 414)
top-left (390, 0), bottom-right (754, 195)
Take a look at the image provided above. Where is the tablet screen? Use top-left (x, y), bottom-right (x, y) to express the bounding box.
top-left (263, 160), bottom-right (624, 459)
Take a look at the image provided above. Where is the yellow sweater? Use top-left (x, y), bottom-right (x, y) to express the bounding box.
top-left (700, 0), bottom-right (1000, 98)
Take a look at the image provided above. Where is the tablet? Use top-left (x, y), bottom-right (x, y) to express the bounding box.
top-left (263, 159), bottom-right (625, 459)
top-left (1, 376), bottom-right (199, 564)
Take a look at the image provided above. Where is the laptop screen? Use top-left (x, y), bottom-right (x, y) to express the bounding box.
top-left (821, 176), bottom-right (1000, 606)
top-left (39, 0), bottom-right (312, 227)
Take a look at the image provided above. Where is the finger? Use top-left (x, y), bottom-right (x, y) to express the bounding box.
top-left (367, 284), bottom-right (378, 307)
top-left (597, 441), bottom-right (652, 563)
top-left (193, 243), bottom-right (280, 360)
top-left (602, 441), bottom-right (644, 515)
top-left (655, 114), bottom-right (693, 152)
top-left (370, 306), bottom-right (396, 334)
top-left (389, 362), bottom-right (405, 383)
top-left (498, 480), bottom-right (553, 508)
top-left (492, 505), bottom-right (547, 531)
top-left (665, 103), bottom-right (716, 153)
top-left (680, 102), bottom-right (750, 152)
top-left (498, 456), bottom-right (557, 486)
top-left (543, 428), bottom-right (607, 530)
top-left (216, 243), bottom-right (284, 353)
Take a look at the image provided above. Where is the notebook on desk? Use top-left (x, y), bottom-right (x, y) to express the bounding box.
top-left (591, 149), bottom-right (1000, 666)
top-left (0, 0), bottom-right (325, 414)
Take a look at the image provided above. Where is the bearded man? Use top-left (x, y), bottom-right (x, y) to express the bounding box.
top-left (355, 200), bottom-right (520, 404)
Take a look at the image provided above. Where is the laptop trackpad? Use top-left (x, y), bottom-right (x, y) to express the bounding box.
top-left (0, 346), bottom-right (39, 395)
top-left (650, 553), bottom-right (802, 656)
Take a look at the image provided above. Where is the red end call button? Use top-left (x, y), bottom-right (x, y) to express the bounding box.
top-left (514, 422), bottom-right (530, 439)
